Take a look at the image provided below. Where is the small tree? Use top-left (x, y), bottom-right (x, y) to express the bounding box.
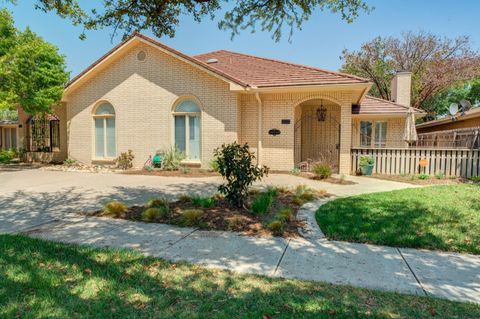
top-left (214, 142), bottom-right (268, 208)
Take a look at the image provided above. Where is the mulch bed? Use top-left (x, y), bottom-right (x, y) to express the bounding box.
top-left (274, 171), bottom-right (356, 185)
top-left (89, 190), bottom-right (330, 238)
top-left (370, 174), bottom-right (468, 185)
top-left (122, 168), bottom-right (219, 178)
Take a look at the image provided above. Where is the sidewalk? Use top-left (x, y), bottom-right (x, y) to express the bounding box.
top-left (21, 211), bottom-right (480, 304)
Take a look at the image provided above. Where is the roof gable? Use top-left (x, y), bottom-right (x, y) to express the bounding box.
top-left (64, 33), bottom-right (248, 96)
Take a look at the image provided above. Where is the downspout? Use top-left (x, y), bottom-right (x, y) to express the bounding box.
top-left (255, 92), bottom-right (262, 166)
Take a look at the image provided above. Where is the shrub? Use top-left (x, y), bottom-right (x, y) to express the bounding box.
top-left (417, 173), bottom-right (430, 180)
top-left (227, 216), bottom-right (244, 230)
top-left (63, 158), bottom-right (76, 166)
top-left (0, 149), bottom-right (15, 163)
top-left (142, 207), bottom-right (168, 221)
top-left (292, 185), bottom-right (317, 206)
top-left (276, 207), bottom-right (293, 222)
top-left (469, 176), bottom-right (480, 183)
top-left (291, 167), bottom-right (301, 175)
top-left (266, 220), bottom-right (284, 235)
top-left (181, 209), bottom-right (204, 226)
top-left (214, 142), bottom-right (269, 207)
top-left (160, 147), bottom-right (185, 170)
top-left (191, 195), bottom-right (216, 208)
top-left (209, 159), bottom-right (220, 172)
top-left (359, 156), bottom-right (375, 167)
top-left (146, 198), bottom-right (169, 208)
top-left (312, 163), bottom-right (332, 179)
top-left (251, 192), bottom-right (275, 215)
top-left (144, 165), bottom-right (154, 172)
top-left (272, 185), bottom-right (289, 193)
top-left (435, 172), bottom-right (445, 179)
top-left (102, 201), bottom-right (128, 217)
top-left (116, 150), bottom-right (135, 170)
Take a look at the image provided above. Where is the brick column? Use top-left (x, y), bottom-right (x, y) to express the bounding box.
top-left (339, 102), bottom-right (352, 174)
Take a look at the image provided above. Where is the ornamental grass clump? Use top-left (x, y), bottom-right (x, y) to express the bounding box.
top-left (181, 209), bottom-right (204, 226)
top-left (102, 201), bottom-right (128, 217)
top-left (312, 163), bottom-right (332, 179)
top-left (142, 207), bottom-right (168, 221)
top-left (292, 185), bottom-right (318, 206)
top-left (214, 142), bottom-right (268, 208)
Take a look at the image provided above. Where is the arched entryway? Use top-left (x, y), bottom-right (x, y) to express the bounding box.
top-left (294, 98), bottom-right (341, 172)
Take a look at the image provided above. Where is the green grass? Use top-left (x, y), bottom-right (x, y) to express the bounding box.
top-left (316, 184), bottom-right (480, 254)
top-left (1, 235), bottom-right (478, 318)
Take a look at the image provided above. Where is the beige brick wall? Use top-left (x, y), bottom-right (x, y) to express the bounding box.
top-left (239, 90), bottom-right (353, 173)
top-left (65, 43), bottom-right (238, 167)
top-left (352, 116), bottom-right (408, 148)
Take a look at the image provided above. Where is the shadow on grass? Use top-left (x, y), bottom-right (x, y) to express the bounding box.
top-left (1, 234), bottom-right (478, 319)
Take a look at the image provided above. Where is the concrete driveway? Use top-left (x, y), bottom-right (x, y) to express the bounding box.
top-left (1, 169), bottom-right (479, 304)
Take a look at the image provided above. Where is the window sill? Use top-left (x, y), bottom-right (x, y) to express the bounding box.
top-left (180, 160), bottom-right (201, 167)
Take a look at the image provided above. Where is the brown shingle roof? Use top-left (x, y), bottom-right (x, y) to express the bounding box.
top-left (193, 50), bottom-right (370, 88)
top-left (353, 96), bottom-right (425, 115)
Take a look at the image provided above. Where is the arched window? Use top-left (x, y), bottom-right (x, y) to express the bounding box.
top-left (93, 103), bottom-right (116, 158)
top-left (173, 99), bottom-right (201, 160)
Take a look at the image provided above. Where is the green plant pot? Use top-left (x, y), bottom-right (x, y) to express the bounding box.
top-left (360, 164), bottom-right (374, 176)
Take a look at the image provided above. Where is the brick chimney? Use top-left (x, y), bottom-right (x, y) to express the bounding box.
top-left (391, 71), bottom-right (412, 107)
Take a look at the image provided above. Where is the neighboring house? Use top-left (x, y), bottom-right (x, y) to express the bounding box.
top-left (417, 107), bottom-right (480, 133)
top-left (14, 33), bottom-right (424, 173)
top-left (0, 120), bottom-right (19, 151)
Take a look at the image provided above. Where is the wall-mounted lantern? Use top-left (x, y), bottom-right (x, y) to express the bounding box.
top-left (316, 100), bottom-right (327, 122)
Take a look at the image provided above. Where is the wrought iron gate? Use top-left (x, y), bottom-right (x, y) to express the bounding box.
top-left (294, 111), bottom-right (341, 172)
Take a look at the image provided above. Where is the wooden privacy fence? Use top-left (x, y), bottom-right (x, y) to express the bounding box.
top-left (351, 147), bottom-right (480, 177)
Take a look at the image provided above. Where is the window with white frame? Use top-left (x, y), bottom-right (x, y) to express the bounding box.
top-left (360, 121), bottom-right (372, 147)
top-left (93, 103), bottom-right (116, 159)
top-left (374, 121), bottom-right (387, 148)
top-left (173, 100), bottom-right (201, 161)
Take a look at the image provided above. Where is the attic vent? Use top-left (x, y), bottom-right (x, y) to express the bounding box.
top-left (137, 50), bottom-right (147, 61)
top-left (206, 58), bottom-right (218, 64)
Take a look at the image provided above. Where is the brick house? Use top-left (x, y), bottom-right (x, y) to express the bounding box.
top-left (13, 33), bottom-right (424, 174)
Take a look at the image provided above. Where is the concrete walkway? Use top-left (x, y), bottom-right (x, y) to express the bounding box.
top-left (1, 169), bottom-right (479, 304)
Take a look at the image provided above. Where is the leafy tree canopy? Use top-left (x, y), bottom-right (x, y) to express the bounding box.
top-left (340, 31), bottom-right (480, 117)
top-left (12, 0), bottom-right (371, 41)
top-left (0, 9), bottom-right (69, 115)
top-left (422, 77), bottom-right (480, 119)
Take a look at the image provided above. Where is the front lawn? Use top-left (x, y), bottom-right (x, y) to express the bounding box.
top-left (1, 235), bottom-right (479, 318)
top-left (316, 184), bottom-right (480, 254)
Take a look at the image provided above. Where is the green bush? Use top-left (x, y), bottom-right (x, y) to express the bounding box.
top-left (435, 172), bottom-right (445, 179)
top-left (0, 149), bottom-right (15, 163)
top-left (209, 158), bottom-right (220, 172)
top-left (290, 167), bottom-right (301, 175)
top-left (181, 209), bottom-right (204, 226)
top-left (142, 207), bottom-right (167, 221)
top-left (160, 147), bottom-right (185, 170)
top-left (63, 158), bottom-right (76, 166)
top-left (116, 150), bottom-right (135, 169)
top-left (312, 163), bottom-right (332, 179)
top-left (266, 220), bottom-right (284, 235)
top-left (417, 173), bottom-right (430, 180)
top-left (191, 195), bottom-right (216, 208)
top-left (102, 201), bottom-right (128, 217)
top-left (214, 142), bottom-right (269, 207)
top-left (359, 156), bottom-right (375, 167)
top-left (251, 192), bottom-right (275, 215)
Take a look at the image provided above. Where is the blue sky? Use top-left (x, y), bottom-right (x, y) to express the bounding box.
top-left (5, 0), bottom-right (480, 79)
